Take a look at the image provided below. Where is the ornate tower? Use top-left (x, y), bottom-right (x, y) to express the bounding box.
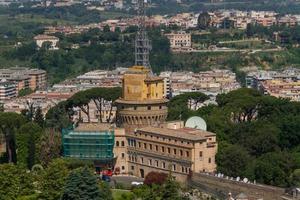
top-left (115, 0), bottom-right (168, 129)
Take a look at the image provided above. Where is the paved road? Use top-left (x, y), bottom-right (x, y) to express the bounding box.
top-left (110, 175), bottom-right (144, 189)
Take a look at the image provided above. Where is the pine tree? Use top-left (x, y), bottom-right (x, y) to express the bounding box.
top-left (99, 181), bottom-right (113, 200)
top-left (161, 174), bottom-right (181, 200)
top-left (61, 171), bottom-right (81, 200)
top-left (61, 167), bottom-right (107, 200)
top-left (34, 106), bottom-right (44, 128)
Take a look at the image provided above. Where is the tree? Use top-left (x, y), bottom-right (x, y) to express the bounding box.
top-left (99, 181), bottom-right (113, 200)
top-left (167, 92), bottom-right (208, 121)
top-left (18, 88), bottom-right (33, 97)
top-left (0, 112), bottom-right (26, 163)
top-left (67, 91), bottom-right (91, 122)
top-left (45, 101), bottom-right (72, 131)
top-left (34, 106), bottom-right (44, 128)
top-left (161, 174), bottom-right (181, 200)
top-left (38, 130), bottom-right (62, 167)
top-left (61, 167), bottom-right (104, 200)
top-left (253, 152), bottom-right (295, 187)
top-left (144, 171), bottom-right (168, 185)
top-left (0, 164), bottom-right (20, 199)
top-left (85, 87), bottom-right (121, 123)
top-left (0, 164), bottom-right (34, 200)
top-left (290, 169), bottom-right (300, 187)
top-left (21, 101), bottom-right (35, 122)
top-left (216, 88), bottom-right (262, 123)
top-left (216, 144), bottom-right (250, 177)
top-left (40, 159), bottom-right (69, 200)
top-left (16, 122), bottom-right (42, 169)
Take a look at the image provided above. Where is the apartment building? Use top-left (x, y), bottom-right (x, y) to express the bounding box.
top-left (0, 68), bottom-right (47, 92)
top-left (161, 70), bottom-right (240, 99)
top-left (261, 79), bottom-right (300, 101)
top-left (246, 69), bottom-right (300, 101)
top-left (52, 68), bottom-right (126, 93)
top-left (0, 82), bottom-right (17, 101)
top-left (4, 91), bottom-right (73, 115)
top-left (165, 31), bottom-right (192, 52)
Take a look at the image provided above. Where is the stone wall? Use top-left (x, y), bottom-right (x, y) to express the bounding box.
top-left (189, 173), bottom-right (286, 200)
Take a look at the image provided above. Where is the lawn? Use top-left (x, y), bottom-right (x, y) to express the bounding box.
top-left (112, 189), bottom-right (133, 200)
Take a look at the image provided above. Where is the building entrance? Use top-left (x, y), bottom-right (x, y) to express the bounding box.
top-left (140, 169), bottom-right (145, 178)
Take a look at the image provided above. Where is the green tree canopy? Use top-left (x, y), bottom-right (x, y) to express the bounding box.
top-left (61, 167), bottom-right (105, 200)
top-left (0, 112), bottom-right (26, 163)
top-left (16, 122), bottom-right (42, 169)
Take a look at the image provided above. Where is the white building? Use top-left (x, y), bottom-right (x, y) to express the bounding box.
top-left (34, 34), bottom-right (59, 50)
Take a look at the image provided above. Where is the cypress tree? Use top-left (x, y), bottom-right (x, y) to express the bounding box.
top-left (34, 106), bottom-right (44, 128)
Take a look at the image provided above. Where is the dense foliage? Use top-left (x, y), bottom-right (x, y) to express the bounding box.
top-left (170, 88), bottom-right (300, 187)
top-left (62, 167), bottom-right (108, 200)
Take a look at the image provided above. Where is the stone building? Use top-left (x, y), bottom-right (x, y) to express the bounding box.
top-left (115, 66), bottom-right (168, 129)
top-left (112, 65), bottom-right (217, 182)
top-left (165, 31), bottom-right (192, 52)
top-left (126, 121), bottom-right (217, 181)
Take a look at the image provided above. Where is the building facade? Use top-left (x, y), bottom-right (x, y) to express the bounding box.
top-left (126, 121), bottom-right (217, 182)
top-left (115, 66), bottom-right (168, 129)
top-left (165, 31), bottom-right (192, 52)
top-left (34, 34), bottom-right (59, 50)
top-left (0, 82), bottom-right (16, 101)
top-left (0, 68), bottom-right (47, 92)
top-left (62, 123), bottom-right (115, 168)
top-left (113, 66), bottom-right (217, 182)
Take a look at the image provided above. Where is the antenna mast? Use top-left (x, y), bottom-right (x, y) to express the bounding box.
top-left (135, 0), bottom-right (151, 69)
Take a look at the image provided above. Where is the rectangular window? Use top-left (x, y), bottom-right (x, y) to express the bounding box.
top-left (168, 148), bottom-right (171, 154)
top-left (172, 164), bottom-right (176, 171)
top-left (144, 143), bottom-right (147, 149)
top-left (121, 153), bottom-right (125, 158)
top-left (186, 151), bottom-right (189, 157)
top-left (180, 150), bottom-right (183, 156)
top-left (200, 151), bottom-right (203, 157)
top-left (147, 106), bottom-right (151, 110)
top-left (131, 166), bottom-right (134, 170)
top-left (162, 147), bottom-right (165, 153)
top-left (155, 145), bottom-right (158, 151)
top-left (155, 160), bottom-right (159, 167)
top-left (141, 157), bottom-right (144, 164)
top-left (149, 144), bottom-right (152, 150)
top-left (162, 162), bottom-right (166, 169)
top-left (138, 142), bottom-right (141, 148)
top-left (208, 158), bottom-right (211, 163)
top-left (174, 149), bottom-right (177, 155)
top-left (149, 159), bottom-right (152, 166)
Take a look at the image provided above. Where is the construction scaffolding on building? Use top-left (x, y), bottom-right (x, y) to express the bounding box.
top-left (62, 124), bottom-right (115, 167)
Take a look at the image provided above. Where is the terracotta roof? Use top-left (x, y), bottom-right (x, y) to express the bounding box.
top-left (75, 123), bottom-right (112, 132)
top-left (138, 126), bottom-right (215, 141)
top-left (34, 34), bottom-right (59, 40)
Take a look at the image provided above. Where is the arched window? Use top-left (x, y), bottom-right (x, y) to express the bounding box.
top-left (116, 141), bottom-right (119, 147)
top-left (121, 141), bottom-right (125, 147)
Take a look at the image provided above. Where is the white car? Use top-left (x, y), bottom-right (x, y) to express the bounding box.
top-left (131, 181), bottom-right (143, 186)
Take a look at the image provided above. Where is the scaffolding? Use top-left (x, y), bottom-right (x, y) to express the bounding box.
top-left (62, 127), bottom-right (114, 162)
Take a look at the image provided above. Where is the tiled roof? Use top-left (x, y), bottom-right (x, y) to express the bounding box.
top-left (138, 126), bottom-right (215, 141)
